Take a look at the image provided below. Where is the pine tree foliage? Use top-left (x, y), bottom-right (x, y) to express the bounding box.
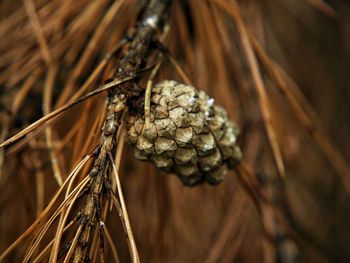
top-left (0, 0), bottom-right (350, 262)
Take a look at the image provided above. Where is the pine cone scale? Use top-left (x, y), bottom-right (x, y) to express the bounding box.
top-left (126, 80), bottom-right (242, 186)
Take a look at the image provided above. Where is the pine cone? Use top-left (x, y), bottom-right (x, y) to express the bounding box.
top-left (125, 80), bottom-right (241, 186)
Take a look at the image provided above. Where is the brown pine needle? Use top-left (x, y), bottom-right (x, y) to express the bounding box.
top-left (50, 160), bottom-right (94, 262)
top-left (0, 117), bottom-right (9, 182)
top-left (11, 68), bottom-right (41, 114)
top-left (56, 122), bottom-right (81, 152)
top-left (205, 193), bottom-right (247, 263)
top-left (55, 0), bottom-right (125, 107)
top-left (31, 0), bottom-right (62, 188)
top-left (109, 153), bottom-right (140, 263)
top-left (2, 1), bottom-right (348, 262)
top-left (23, 176), bottom-right (90, 262)
top-left (43, 65), bottom-right (63, 186)
top-left (215, 0), bottom-right (286, 179)
top-left (69, 38), bottom-right (127, 103)
top-left (89, 226), bottom-right (103, 263)
top-left (6, 117), bottom-right (63, 156)
top-left (49, 184), bottom-right (89, 262)
top-left (32, 220), bottom-right (76, 263)
top-left (71, 99), bottom-right (95, 163)
top-left (144, 59), bottom-right (163, 124)
top-left (0, 76), bottom-right (135, 148)
top-left (0, 154), bottom-right (92, 261)
top-left (33, 153), bottom-right (45, 216)
top-left (220, 219), bottom-right (250, 263)
top-left (158, 43), bottom-right (193, 85)
top-left (103, 224), bottom-right (120, 263)
top-left (156, 23), bottom-right (191, 85)
top-left (110, 124), bottom-right (126, 209)
top-left (250, 36), bottom-right (350, 194)
top-left (77, 103), bottom-right (107, 165)
top-left (167, 53), bottom-right (192, 85)
top-left (307, 0), bottom-right (337, 18)
top-left (24, 0), bottom-right (51, 65)
top-left (6, 55), bottom-right (112, 155)
top-left (63, 225), bottom-right (83, 263)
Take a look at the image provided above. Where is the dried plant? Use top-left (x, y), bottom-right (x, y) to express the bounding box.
top-left (1, 0), bottom-right (350, 262)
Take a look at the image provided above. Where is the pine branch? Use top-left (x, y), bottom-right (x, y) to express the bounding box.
top-left (72, 1), bottom-right (172, 262)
